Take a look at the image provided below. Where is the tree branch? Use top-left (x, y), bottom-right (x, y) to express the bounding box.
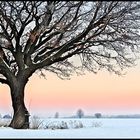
top-left (0, 78), bottom-right (9, 85)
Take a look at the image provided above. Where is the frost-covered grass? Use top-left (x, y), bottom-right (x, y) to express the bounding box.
top-left (44, 120), bottom-right (84, 130)
top-left (30, 117), bottom-right (86, 130)
top-left (30, 116), bottom-right (44, 129)
top-left (0, 118), bottom-right (140, 138)
top-left (0, 119), bottom-right (11, 127)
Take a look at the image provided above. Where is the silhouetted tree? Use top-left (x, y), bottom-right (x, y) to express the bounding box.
top-left (95, 113), bottom-right (102, 118)
top-left (54, 112), bottom-right (59, 118)
top-left (77, 109), bottom-right (84, 118)
top-left (0, 1), bottom-right (140, 129)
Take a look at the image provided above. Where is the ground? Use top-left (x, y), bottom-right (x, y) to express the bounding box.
top-left (0, 118), bottom-right (140, 138)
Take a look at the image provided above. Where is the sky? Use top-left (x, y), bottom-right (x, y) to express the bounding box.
top-left (0, 60), bottom-right (140, 117)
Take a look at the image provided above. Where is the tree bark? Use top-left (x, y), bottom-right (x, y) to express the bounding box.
top-left (9, 83), bottom-right (30, 129)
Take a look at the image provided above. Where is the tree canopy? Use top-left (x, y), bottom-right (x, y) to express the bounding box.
top-left (0, 1), bottom-right (140, 86)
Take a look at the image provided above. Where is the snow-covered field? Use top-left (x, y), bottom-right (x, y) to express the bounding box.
top-left (0, 118), bottom-right (140, 138)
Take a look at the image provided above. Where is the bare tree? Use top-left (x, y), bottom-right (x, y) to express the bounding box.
top-left (0, 1), bottom-right (140, 129)
top-left (77, 109), bottom-right (84, 118)
top-left (95, 113), bottom-right (102, 118)
top-left (54, 112), bottom-right (59, 118)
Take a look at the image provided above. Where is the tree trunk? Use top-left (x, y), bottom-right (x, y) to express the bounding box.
top-left (9, 84), bottom-right (30, 129)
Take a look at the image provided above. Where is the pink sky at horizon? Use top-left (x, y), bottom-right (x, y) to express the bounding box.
top-left (0, 60), bottom-right (140, 117)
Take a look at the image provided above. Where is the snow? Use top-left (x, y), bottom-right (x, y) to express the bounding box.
top-left (0, 118), bottom-right (140, 138)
